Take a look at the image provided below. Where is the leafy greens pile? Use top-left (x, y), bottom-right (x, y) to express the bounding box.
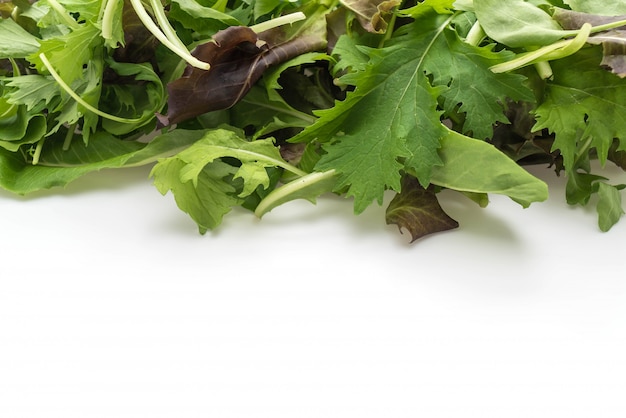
top-left (2, 0), bottom-right (626, 241)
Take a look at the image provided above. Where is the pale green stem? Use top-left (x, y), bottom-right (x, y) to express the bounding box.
top-left (377, 12), bottom-right (398, 48)
top-left (128, 0), bottom-right (211, 70)
top-left (101, 0), bottom-right (119, 41)
top-left (249, 12), bottom-right (306, 33)
top-left (573, 135), bottom-right (594, 169)
top-left (533, 60), bottom-right (553, 80)
top-left (490, 23), bottom-right (591, 74)
top-left (229, 148), bottom-right (308, 177)
top-left (254, 169), bottom-right (336, 218)
top-left (39, 52), bottom-right (144, 124)
top-left (149, 0), bottom-right (187, 51)
top-left (62, 123), bottom-right (77, 150)
top-left (46, 0), bottom-right (80, 29)
top-left (9, 57), bottom-right (20, 76)
top-left (465, 20), bottom-right (485, 46)
top-left (589, 18), bottom-right (626, 34)
top-left (32, 137), bottom-right (45, 165)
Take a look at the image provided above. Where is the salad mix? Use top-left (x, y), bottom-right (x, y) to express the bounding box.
top-left (1, 0), bottom-right (626, 241)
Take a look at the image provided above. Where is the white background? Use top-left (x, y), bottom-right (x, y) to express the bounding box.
top-left (0, 162), bottom-right (625, 417)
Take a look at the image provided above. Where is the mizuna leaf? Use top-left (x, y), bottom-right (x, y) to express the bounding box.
top-left (293, 11), bottom-right (533, 213)
top-left (386, 176), bottom-right (459, 243)
top-left (28, 22), bottom-right (102, 88)
top-left (533, 47), bottom-right (626, 172)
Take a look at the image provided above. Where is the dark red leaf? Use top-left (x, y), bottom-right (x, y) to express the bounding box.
top-left (158, 25), bottom-right (325, 126)
top-left (386, 176), bottom-right (458, 243)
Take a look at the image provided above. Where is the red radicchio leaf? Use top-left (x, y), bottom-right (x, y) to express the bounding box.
top-left (158, 25), bottom-right (325, 126)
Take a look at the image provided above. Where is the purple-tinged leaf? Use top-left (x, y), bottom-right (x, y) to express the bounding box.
top-left (341, 0), bottom-right (401, 33)
top-left (553, 8), bottom-right (626, 77)
top-left (159, 25), bottom-right (326, 126)
top-left (386, 176), bottom-right (458, 243)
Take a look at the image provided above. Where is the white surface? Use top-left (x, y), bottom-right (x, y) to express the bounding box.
top-left (0, 163), bottom-right (625, 417)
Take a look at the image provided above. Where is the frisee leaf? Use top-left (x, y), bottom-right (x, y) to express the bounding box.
top-left (150, 128), bottom-right (306, 231)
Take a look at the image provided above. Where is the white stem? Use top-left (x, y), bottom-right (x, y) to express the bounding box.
top-left (128, 0), bottom-right (210, 70)
top-left (249, 12), bottom-right (306, 33)
top-left (40, 53), bottom-right (144, 124)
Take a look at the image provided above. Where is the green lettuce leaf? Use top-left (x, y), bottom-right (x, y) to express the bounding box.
top-left (0, 129), bottom-right (206, 194)
top-left (0, 17), bottom-right (40, 58)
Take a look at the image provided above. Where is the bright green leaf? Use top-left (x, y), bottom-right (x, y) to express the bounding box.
top-left (474, 0), bottom-right (572, 47)
top-left (0, 17), bottom-right (41, 58)
top-left (429, 128), bottom-right (549, 207)
top-left (596, 181), bottom-right (625, 231)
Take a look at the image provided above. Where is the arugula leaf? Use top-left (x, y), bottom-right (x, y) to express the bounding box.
top-left (0, 105), bottom-right (47, 151)
top-left (28, 22), bottom-right (102, 87)
top-left (169, 0), bottom-right (244, 34)
top-left (3, 74), bottom-right (60, 112)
